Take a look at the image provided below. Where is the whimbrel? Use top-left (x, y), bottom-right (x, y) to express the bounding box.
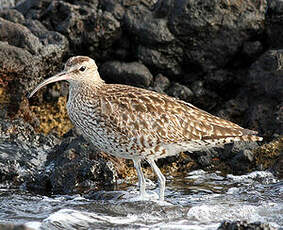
top-left (29, 56), bottom-right (262, 200)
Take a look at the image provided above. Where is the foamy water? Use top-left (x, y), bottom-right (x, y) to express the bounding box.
top-left (0, 170), bottom-right (281, 229)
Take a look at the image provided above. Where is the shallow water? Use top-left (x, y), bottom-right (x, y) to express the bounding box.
top-left (0, 170), bottom-right (282, 229)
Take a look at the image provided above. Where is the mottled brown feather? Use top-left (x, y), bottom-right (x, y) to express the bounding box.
top-left (85, 83), bottom-right (261, 144)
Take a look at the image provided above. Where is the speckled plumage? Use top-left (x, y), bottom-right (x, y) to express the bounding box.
top-left (29, 56), bottom-right (262, 200)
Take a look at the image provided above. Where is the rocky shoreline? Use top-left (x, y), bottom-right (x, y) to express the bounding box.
top-left (0, 0), bottom-right (282, 229)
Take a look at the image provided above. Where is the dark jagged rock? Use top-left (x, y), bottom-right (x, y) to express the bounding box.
top-left (0, 118), bottom-right (59, 186)
top-left (203, 70), bottom-right (237, 96)
top-left (273, 151), bottom-right (283, 179)
top-left (124, 4), bottom-right (182, 76)
top-left (125, 4), bottom-right (175, 45)
top-left (218, 220), bottom-right (277, 230)
top-left (216, 98), bottom-right (249, 127)
top-left (242, 41), bottom-right (264, 61)
top-left (17, 0), bottom-right (121, 60)
top-left (15, 0), bottom-right (52, 16)
top-left (190, 80), bottom-right (221, 111)
top-left (266, 0), bottom-right (283, 49)
top-left (244, 50), bottom-right (283, 138)
top-left (0, 41), bottom-right (40, 117)
top-left (131, 0), bottom-right (267, 74)
top-left (0, 14), bottom-right (68, 117)
top-left (100, 61), bottom-right (153, 88)
top-left (0, 17), bottom-right (42, 55)
top-left (253, 137), bottom-right (283, 177)
top-left (137, 44), bottom-right (183, 76)
top-left (0, 14), bottom-right (68, 59)
top-left (188, 141), bottom-right (260, 174)
top-left (167, 82), bottom-right (193, 102)
top-left (223, 142), bottom-right (259, 173)
top-left (167, 0), bottom-right (267, 72)
top-left (26, 130), bottom-right (117, 194)
top-left (100, 0), bottom-right (125, 20)
top-left (0, 8), bottom-right (25, 24)
top-left (247, 50), bottom-right (283, 99)
top-left (152, 73), bottom-right (170, 93)
top-left (214, 49), bottom-right (283, 140)
top-left (111, 34), bottom-right (132, 61)
top-left (0, 139), bottom-right (46, 186)
top-left (0, 117), bottom-right (116, 194)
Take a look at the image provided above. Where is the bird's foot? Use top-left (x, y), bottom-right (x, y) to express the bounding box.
top-left (126, 190), bottom-right (159, 201)
top-left (138, 191), bottom-right (159, 200)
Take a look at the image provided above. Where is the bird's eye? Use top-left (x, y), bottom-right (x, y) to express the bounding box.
top-left (79, 66), bottom-right (86, 72)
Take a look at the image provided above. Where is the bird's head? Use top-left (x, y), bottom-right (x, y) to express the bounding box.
top-left (29, 56), bottom-right (102, 98)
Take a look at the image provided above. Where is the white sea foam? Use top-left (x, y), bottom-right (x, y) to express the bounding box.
top-left (41, 208), bottom-right (140, 230)
top-left (24, 221), bottom-right (41, 230)
top-left (227, 171), bottom-right (275, 182)
top-left (186, 201), bottom-right (282, 226)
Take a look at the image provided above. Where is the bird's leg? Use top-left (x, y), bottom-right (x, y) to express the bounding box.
top-left (147, 158), bottom-right (166, 201)
top-left (133, 158), bottom-right (147, 198)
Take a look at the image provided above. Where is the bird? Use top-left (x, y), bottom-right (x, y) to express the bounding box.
top-left (29, 56), bottom-right (262, 201)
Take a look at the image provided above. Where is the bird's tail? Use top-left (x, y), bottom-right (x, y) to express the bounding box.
top-left (240, 129), bottom-right (263, 142)
top-left (202, 127), bottom-right (263, 145)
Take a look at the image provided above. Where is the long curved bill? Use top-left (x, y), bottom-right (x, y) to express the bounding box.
top-left (28, 71), bottom-right (70, 98)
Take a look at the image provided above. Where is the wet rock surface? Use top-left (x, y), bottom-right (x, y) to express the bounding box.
top-left (0, 170), bottom-right (281, 229)
top-left (0, 118), bottom-right (59, 187)
top-left (0, 223), bottom-right (33, 230)
top-left (218, 220), bottom-right (277, 230)
top-left (0, 0), bottom-right (282, 228)
top-left (188, 142), bottom-right (261, 174)
top-left (0, 118), bottom-right (116, 195)
top-left (26, 129), bottom-right (117, 195)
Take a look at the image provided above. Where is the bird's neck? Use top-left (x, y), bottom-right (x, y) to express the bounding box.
top-left (69, 78), bottom-right (105, 101)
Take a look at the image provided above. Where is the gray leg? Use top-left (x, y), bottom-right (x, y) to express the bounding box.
top-left (147, 158), bottom-right (166, 201)
top-left (133, 158), bottom-right (146, 197)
